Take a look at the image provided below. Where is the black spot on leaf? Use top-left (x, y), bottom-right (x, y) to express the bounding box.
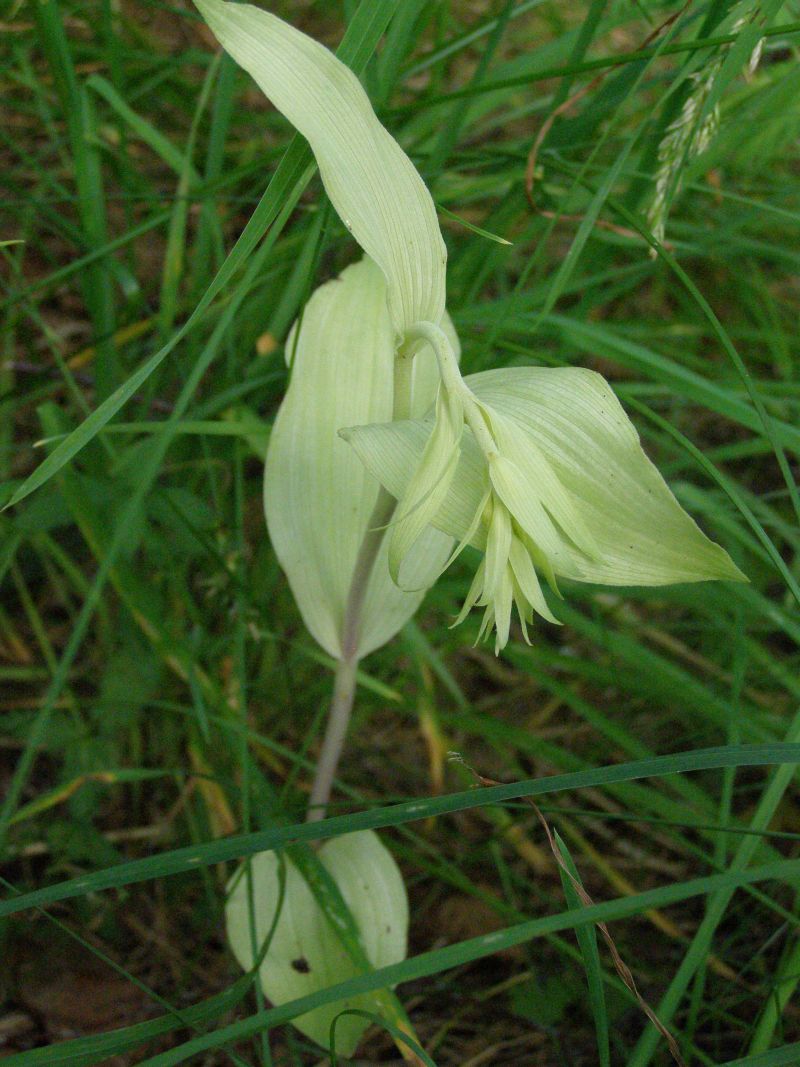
top-left (291, 957), bottom-right (311, 973)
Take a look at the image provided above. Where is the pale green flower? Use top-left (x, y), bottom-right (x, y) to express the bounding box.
top-left (196, 0), bottom-right (745, 661)
top-left (344, 365), bottom-right (747, 652)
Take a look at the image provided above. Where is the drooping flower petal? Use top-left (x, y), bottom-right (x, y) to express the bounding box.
top-left (194, 0), bottom-right (446, 337)
top-left (483, 408), bottom-right (601, 562)
top-left (226, 831), bottom-right (408, 1056)
top-left (265, 258), bottom-right (451, 659)
top-left (483, 494), bottom-right (512, 604)
top-left (341, 412), bottom-right (487, 548)
top-left (408, 313), bottom-right (461, 418)
top-left (487, 453), bottom-right (568, 585)
top-left (386, 387), bottom-right (463, 586)
top-left (508, 537), bottom-right (560, 625)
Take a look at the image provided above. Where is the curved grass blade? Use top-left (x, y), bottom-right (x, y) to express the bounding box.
top-left (720, 1045), bottom-right (800, 1067)
top-left (0, 0), bottom-right (403, 852)
top-left (76, 859), bottom-right (800, 1067)
top-left (554, 830), bottom-right (610, 1067)
top-left (629, 712), bottom-right (800, 1067)
top-left (10, 857), bottom-right (800, 1067)
top-left (2, 744), bottom-right (800, 919)
top-left (627, 396), bottom-right (800, 608)
top-left (329, 1009), bottom-right (438, 1066)
top-left (2, 0), bottom-right (402, 514)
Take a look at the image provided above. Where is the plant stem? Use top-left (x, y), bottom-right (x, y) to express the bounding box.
top-left (305, 655), bottom-right (357, 823)
top-left (306, 488), bottom-right (396, 823)
top-left (306, 349), bottom-right (415, 822)
top-left (405, 319), bottom-right (497, 457)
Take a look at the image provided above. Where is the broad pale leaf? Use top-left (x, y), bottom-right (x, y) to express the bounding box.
top-left (226, 830), bottom-right (408, 1055)
top-left (264, 258), bottom-right (451, 659)
top-left (194, 0), bottom-right (446, 336)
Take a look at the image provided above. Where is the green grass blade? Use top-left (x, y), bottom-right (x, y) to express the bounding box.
top-left (2, 0), bottom-right (402, 513)
top-left (68, 858), bottom-right (800, 1067)
top-left (554, 830), bottom-right (610, 1067)
top-left (86, 74), bottom-right (202, 183)
top-left (628, 711), bottom-right (800, 1066)
top-left (2, 744), bottom-right (799, 919)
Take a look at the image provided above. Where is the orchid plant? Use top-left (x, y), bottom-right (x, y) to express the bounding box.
top-left (195, 0), bottom-right (745, 1056)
